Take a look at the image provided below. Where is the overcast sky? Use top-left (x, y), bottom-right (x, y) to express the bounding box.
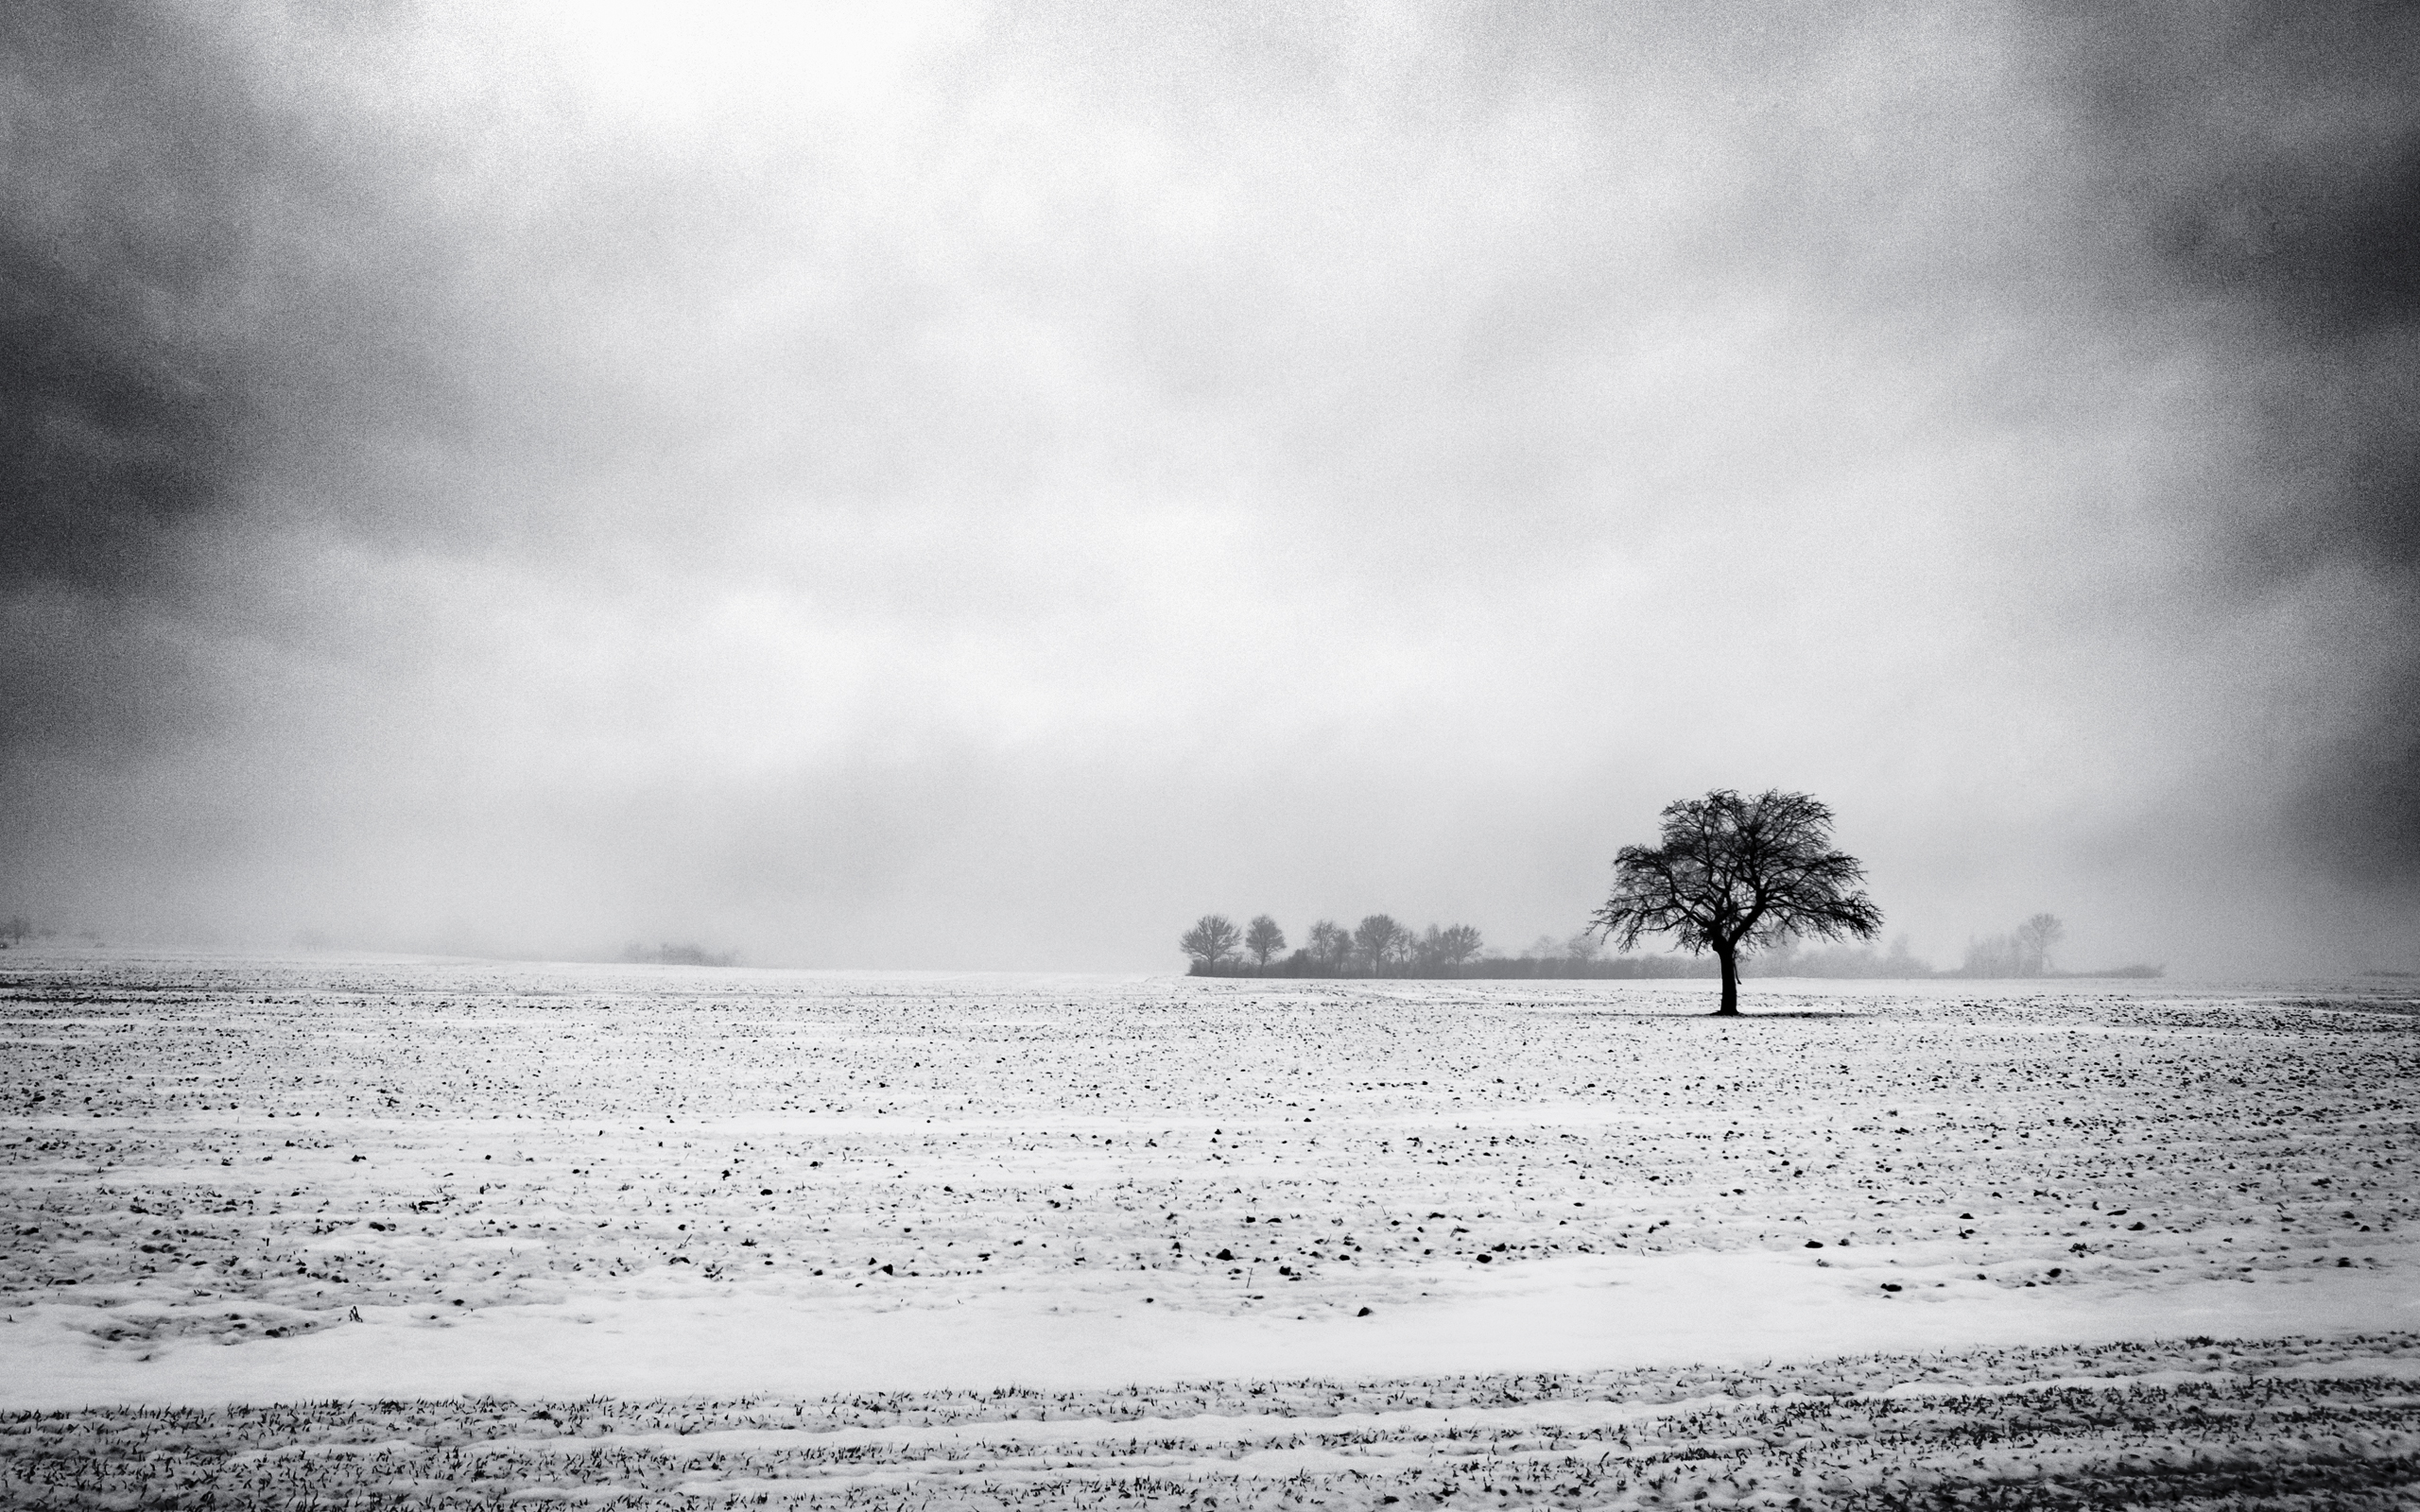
top-left (4, 1), bottom-right (2415, 974)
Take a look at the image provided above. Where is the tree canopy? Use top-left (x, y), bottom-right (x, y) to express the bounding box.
top-left (1178, 914), bottom-right (1241, 968)
top-left (1352, 914), bottom-right (1407, 974)
top-left (1591, 788), bottom-right (1881, 1015)
top-left (1244, 915), bottom-right (1287, 967)
top-left (2014, 912), bottom-right (2065, 974)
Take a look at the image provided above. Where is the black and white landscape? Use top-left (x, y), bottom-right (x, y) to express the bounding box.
top-left (4, 3), bottom-right (2418, 1505)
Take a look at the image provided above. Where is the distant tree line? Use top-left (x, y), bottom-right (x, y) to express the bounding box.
top-left (1749, 935), bottom-right (1935, 979)
top-left (1953, 913), bottom-right (2158, 978)
top-left (620, 942), bottom-right (740, 967)
top-left (1179, 914), bottom-right (1720, 979)
top-left (1179, 906), bottom-right (2157, 981)
top-left (1180, 914), bottom-right (1478, 977)
top-left (1960, 913), bottom-right (2066, 977)
top-left (0, 916), bottom-right (57, 949)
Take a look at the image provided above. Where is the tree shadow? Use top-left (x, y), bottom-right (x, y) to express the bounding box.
top-left (1566, 1008), bottom-right (1868, 1020)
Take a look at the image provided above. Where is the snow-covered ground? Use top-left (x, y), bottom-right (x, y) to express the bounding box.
top-left (9, 1335), bottom-right (2420, 1509)
top-left (4, 952), bottom-right (2416, 1504)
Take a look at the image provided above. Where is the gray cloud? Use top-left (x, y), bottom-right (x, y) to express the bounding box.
top-left (3, 2), bottom-right (2413, 971)
top-left (0, 3), bottom-right (267, 777)
top-left (2048, 0), bottom-right (2420, 889)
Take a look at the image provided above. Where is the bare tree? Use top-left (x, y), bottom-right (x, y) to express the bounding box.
top-left (1306, 919), bottom-right (1352, 972)
top-left (1882, 933), bottom-right (1927, 976)
top-left (1435, 923), bottom-right (1484, 970)
top-left (1179, 914), bottom-right (1242, 970)
top-left (2014, 912), bottom-right (2065, 976)
top-left (1591, 788), bottom-right (1882, 1016)
top-left (1962, 934), bottom-right (2020, 977)
top-left (1564, 930), bottom-right (1605, 965)
top-left (1353, 914), bottom-right (1407, 976)
top-left (1244, 915), bottom-right (1287, 970)
top-left (1405, 923), bottom-right (1484, 975)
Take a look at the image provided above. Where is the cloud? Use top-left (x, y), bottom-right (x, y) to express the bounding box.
top-left (2048, 0), bottom-right (2420, 891)
top-left (2, 2), bottom-right (2412, 971)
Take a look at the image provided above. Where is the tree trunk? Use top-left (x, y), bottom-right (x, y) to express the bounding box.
top-left (1714, 948), bottom-right (1740, 1015)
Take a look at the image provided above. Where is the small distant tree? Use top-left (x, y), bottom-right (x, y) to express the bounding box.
top-left (622, 942), bottom-right (738, 967)
top-left (1353, 914), bottom-right (1407, 976)
top-left (1591, 788), bottom-right (1882, 1016)
top-left (2014, 912), bottom-right (2065, 976)
top-left (1, 916), bottom-right (30, 942)
top-left (1435, 923), bottom-right (1484, 970)
top-left (1564, 930), bottom-right (1605, 965)
top-left (1306, 919), bottom-right (1353, 972)
top-left (1179, 914), bottom-right (1242, 971)
top-left (1244, 915), bottom-right (1287, 970)
top-left (1962, 933), bottom-right (2021, 977)
top-left (1882, 933), bottom-right (1927, 977)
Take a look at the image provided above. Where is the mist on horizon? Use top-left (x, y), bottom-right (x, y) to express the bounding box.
top-left (3, 2), bottom-right (2415, 976)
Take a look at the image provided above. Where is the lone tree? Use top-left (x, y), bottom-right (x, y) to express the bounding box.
top-left (1244, 915), bottom-right (1287, 969)
top-left (1591, 788), bottom-right (1882, 1016)
top-left (1179, 914), bottom-right (1242, 971)
top-left (2014, 912), bottom-right (2064, 976)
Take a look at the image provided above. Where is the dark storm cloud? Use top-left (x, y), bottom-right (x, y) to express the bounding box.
top-left (0, 3), bottom-right (272, 598)
top-left (2051, 0), bottom-right (2420, 886)
top-left (0, 3), bottom-right (486, 763)
top-left (0, 3), bottom-right (271, 772)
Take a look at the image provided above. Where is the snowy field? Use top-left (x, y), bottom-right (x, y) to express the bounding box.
top-left (4, 952), bottom-right (2417, 1506)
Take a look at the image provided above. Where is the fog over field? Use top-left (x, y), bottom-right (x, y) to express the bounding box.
top-left (3, 3), bottom-right (2418, 972)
